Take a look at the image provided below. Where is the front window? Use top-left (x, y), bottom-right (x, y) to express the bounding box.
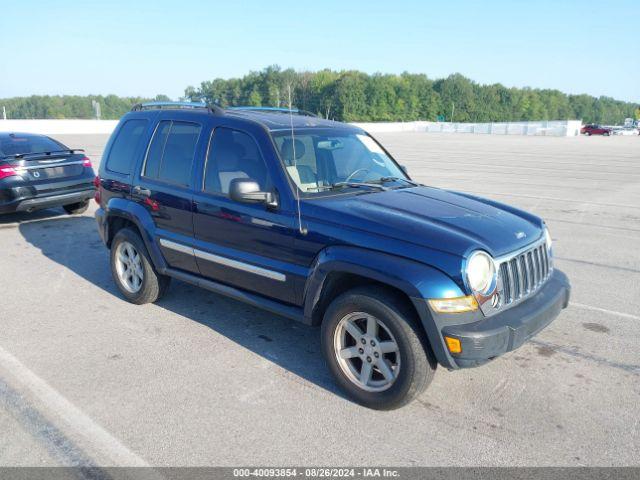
top-left (272, 130), bottom-right (408, 194)
top-left (204, 127), bottom-right (271, 195)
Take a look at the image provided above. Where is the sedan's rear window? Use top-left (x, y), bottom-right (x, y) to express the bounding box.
top-left (0, 135), bottom-right (66, 156)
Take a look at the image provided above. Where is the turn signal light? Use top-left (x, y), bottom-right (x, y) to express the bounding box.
top-left (428, 295), bottom-right (478, 313)
top-left (444, 336), bottom-right (462, 354)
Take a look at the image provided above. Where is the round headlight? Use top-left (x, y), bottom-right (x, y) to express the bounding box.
top-left (544, 227), bottom-right (552, 250)
top-left (466, 251), bottom-right (496, 295)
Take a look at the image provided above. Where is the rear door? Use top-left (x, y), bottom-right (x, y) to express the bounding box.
top-left (132, 115), bottom-right (206, 274)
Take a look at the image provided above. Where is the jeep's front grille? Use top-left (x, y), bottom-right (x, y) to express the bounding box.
top-left (498, 241), bottom-right (552, 306)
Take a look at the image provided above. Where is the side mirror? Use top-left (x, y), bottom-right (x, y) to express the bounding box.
top-left (229, 178), bottom-right (277, 208)
top-left (400, 165), bottom-right (409, 175)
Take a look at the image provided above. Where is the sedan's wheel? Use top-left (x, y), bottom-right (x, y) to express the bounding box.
top-left (334, 312), bottom-right (400, 392)
top-left (63, 200), bottom-right (89, 215)
top-left (321, 286), bottom-right (436, 410)
top-left (110, 228), bottom-right (170, 304)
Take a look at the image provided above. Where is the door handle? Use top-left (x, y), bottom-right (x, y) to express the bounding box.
top-left (133, 186), bottom-right (151, 197)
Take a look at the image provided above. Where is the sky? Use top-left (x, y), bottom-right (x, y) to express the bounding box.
top-left (1, 0), bottom-right (638, 103)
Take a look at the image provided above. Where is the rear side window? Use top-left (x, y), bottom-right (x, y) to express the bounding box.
top-left (105, 119), bottom-right (148, 174)
top-left (143, 121), bottom-right (201, 186)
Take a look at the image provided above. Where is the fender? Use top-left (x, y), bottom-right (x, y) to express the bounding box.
top-left (103, 198), bottom-right (168, 271)
top-left (303, 246), bottom-right (464, 363)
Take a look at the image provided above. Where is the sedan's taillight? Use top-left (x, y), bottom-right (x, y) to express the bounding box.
top-left (0, 164), bottom-right (18, 180)
top-left (82, 156), bottom-right (92, 168)
top-left (93, 175), bottom-right (101, 204)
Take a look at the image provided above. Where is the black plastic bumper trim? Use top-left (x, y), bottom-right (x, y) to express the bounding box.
top-left (0, 189), bottom-right (94, 213)
top-left (441, 269), bottom-right (570, 368)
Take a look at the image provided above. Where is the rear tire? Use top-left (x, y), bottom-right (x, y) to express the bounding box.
top-left (321, 286), bottom-right (436, 410)
top-left (63, 200), bottom-right (89, 215)
top-left (110, 228), bottom-right (170, 304)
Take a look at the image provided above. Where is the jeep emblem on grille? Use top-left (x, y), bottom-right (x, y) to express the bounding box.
top-left (515, 231), bottom-right (526, 239)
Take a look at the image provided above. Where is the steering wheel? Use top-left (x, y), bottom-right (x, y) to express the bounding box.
top-left (344, 168), bottom-right (370, 183)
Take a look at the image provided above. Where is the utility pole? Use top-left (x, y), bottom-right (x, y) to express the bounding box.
top-left (2, 106), bottom-right (6, 120)
top-left (92, 100), bottom-right (101, 120)
top-left (451, 102), bottom-right (455, 123)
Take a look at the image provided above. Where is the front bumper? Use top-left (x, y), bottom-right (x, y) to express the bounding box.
top-left (425, 269), bottom-right (570, 369)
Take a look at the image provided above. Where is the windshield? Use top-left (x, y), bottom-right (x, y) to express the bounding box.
top-left (0, 134), bottom-right (66, 157)
top-left (273, 130), bottom-right (408, 194)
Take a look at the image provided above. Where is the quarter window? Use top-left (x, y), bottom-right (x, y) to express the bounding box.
top-left (105, 119), bottom-right (148, 174)
top-left (143, 120), bottom-right (201, 186)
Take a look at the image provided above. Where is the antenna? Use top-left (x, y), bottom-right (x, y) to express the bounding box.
top-left (288, 84), bottom-right (306, 235)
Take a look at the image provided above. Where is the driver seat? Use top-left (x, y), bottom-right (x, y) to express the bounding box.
top-left (280, 139), bottom-right (318, 192)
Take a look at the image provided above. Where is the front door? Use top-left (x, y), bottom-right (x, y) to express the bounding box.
top-left (192, 126), bottom-right (301, 304)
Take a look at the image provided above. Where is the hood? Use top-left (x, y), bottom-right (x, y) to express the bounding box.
top-left (304, 186), bottom-right (544, 258)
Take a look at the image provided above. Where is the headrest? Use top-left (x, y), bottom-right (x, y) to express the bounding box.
top-left (280, 139), bottom-right (305, 164)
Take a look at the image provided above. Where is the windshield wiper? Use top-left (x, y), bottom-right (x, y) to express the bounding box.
top-left (378, 176), bottom-right (419, 187)
top-left (304, 182), bottom-right (387, 192)
top-left (329, 181), bottom-right (388, 191)
top-left (305, 178), bottom-right (415, 193)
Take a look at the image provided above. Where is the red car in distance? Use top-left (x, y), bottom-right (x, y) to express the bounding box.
top-left (581, 124), bottom-right (612, 136)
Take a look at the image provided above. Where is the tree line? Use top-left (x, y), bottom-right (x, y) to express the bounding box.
top-left (185, 66), bottom-right (638, 124)
top-left (2, 67), bottom-right (637, 124)
top-left (0, 94), bottom-right (171, 120)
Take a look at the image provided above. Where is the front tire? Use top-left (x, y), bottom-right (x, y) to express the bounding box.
top-left (321, 287), bottom-right (436, 410)
top-left (63, 200), bottom-right (89, 215)
top-left (110, 228), bottom-right (170, 304)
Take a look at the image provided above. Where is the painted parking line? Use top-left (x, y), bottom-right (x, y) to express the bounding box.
top-left (0, 345), bottom-right (156, 469)
top-left (0, 376), bottom-right (103, 470)
top-left (570, 302), bottom-right (640, 321)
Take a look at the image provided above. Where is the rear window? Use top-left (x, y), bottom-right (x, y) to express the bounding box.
top-left (143, 120), bottom-right (201, 186)
top-left (105, 119), bottom-right (149, 174)
top-left (0, 135), bottom-right (65, 156)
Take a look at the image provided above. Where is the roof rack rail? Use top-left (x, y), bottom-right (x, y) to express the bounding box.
top-left (131, 101), bottom-right (224, 115)
top-left (227, 106), bottom-right (317, 117)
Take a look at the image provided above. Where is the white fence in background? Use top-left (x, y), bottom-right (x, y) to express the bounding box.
top-left (353, 120), bottom-right (583, 136)
top-left (0, 120), bottom-right (118, 135)
top-left (1, 119), bottom-right (582, 137)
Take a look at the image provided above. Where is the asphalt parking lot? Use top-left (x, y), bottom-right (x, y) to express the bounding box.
top-left (0, 132), bottom-right (638, 467)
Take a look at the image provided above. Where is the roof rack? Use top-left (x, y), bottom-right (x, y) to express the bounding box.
top-left (131, 101), bottom-right (224, 115)
top-left (227, 106), bottom-right (317, 117)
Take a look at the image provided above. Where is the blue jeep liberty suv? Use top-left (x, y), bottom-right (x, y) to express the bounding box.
top-left (95, 102), bottom-right (571, 409)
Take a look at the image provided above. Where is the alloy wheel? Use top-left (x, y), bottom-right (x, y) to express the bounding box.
top-left (333, 312), bottom-right (401, 392)
top-left (115, 241), bottom-right (144, 293)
